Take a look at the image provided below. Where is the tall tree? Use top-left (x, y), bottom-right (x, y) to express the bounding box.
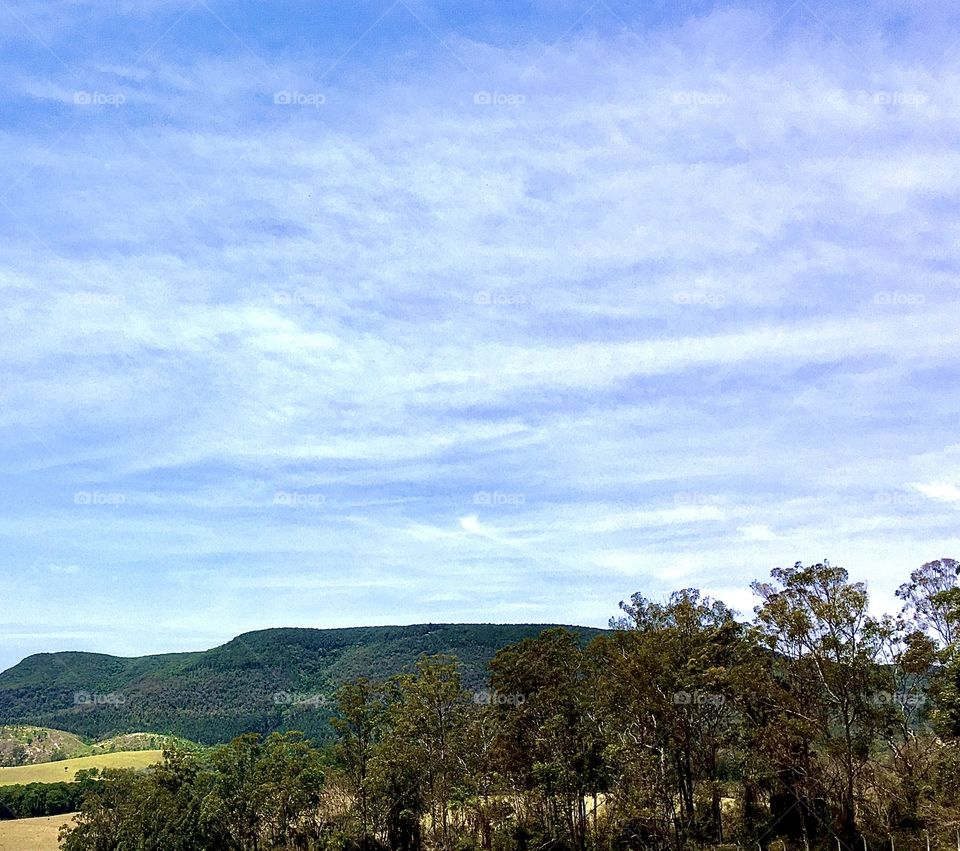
top-left (369, 655), bottom-right (468, 851)
top-left (333, 677), bottom-right (385, 847)
top-left (488, 628), bottom-right (604, 851)
top-left (752, 562), bottom-right (885, 848)
top-left (601, 589), bottom-right (742, 847)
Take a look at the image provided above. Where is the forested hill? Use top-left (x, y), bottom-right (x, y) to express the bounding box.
top-left (0, 623), bottom-right (602, 744)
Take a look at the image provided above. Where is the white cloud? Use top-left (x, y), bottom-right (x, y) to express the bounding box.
top-left (913, 483), bottom-right (960, 505)
top-left (459, 515), bottom-right (484, 535)
top-left (739, 525), bottom-right (779, 541)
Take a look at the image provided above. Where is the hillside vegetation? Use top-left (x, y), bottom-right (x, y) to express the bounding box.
top-left (0, 727), bottom-right (86, 767)
top-left (0, 725), bottom-right (199, 767)
top-left (0, 624), bottom-right (601, 744)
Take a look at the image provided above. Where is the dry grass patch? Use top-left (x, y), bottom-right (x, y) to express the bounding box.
top-left (0, 750), bottom-right (163, 785)
top-left (0, 813), bottom-right (74, 851)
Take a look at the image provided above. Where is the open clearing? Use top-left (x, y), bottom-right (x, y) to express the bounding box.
top-left (0, 750), bottom-right (163, 785)
top-left (0, 813), bottom-right (73, 850)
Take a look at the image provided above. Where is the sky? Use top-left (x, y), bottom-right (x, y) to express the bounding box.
top-left (1, 0), bottom-right (959, 673)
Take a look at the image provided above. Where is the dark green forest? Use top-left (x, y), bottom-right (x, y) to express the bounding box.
top-left (54, 559), bottom-right (960, 851)
top-left (0, 778), bottom-right (93, 820)
top-left (0, 624), bottom-right (601, 743)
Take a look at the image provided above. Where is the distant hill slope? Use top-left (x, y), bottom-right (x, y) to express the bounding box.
top-left (0, 726), bottom-right (86, 767)
top-left (0, 726), bottom-right (202, 767)
top-left (0, 624), bottom-right (602, 744)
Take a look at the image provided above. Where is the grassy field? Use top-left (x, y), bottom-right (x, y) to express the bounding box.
top-left (0, 750), bottom-right (163, 785)
top-left (0, 813), bottom-right (73, 850)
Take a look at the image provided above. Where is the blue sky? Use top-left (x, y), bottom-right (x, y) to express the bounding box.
top-left (1, 0), bottom-right (959, 673)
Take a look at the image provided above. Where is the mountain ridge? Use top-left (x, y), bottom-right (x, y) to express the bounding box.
top-left (0, 622), bottom-right (605, 744)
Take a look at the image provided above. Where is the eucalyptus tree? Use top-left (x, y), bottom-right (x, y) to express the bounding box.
top-left (602, 588), bottom-right (744, 847)
top-left (369, 655), bottom-right (469, 851)
top-left (488, 628), bottom-right (604, 851)
top-left (752, 562), bottom-right (886, 848)
top-left (896, 558), bottom-right (960, 647)
top-left (333, 677), bottom-right (387, 846)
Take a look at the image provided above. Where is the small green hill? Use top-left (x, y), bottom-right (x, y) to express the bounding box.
top-left (0, 726), bottom-right (86, 767)
top-left (88, 732), bottom-right (201, 754)
top-left (0, 726), bottom-right (203, 767)
top-left (0, 624), bottom-right (602, 744)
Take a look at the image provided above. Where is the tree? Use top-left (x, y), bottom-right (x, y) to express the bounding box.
top-left (333, 677), bottom-right (387, 848)
top-left (254, 732), bottom-right (327, 849)
top-left (752, 562), bottom-right (885, 848)
top-left (455, 699), bottom-right (504, 850)
top-left (599, 589), bottom-right (742, 848)
top-left (387, 656), bottom-right (467, 851)
top-left (896, 558), bottom-right (960, 647)
top-left (488, 628), bottom-right (604, 851)
top-left (858, 617), bottom-right (940, 841)
top-left (61, 755), bottom-right (211, 851)
top-left (201, 733), bottom-right (267, 850)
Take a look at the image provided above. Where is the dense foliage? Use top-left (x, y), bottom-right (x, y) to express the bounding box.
top-left (0, 777), bottom-right (98, 820)
top-left (52, 559), bottom-right (960, 850)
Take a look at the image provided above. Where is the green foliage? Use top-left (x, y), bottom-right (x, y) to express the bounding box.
top-left (0, 779), bottom-right (91, 819)
top-left (43, 559), bottom-right (960, 851)
top-left (595, 589), bottom-right (744, 848)
top-left (62, 736), bottom-right (329, 851)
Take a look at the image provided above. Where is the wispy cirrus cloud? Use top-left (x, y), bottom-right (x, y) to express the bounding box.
top-left (1, 0), bottom-right (958, 671)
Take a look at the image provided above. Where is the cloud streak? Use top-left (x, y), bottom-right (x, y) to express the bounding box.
top-left (1, 0), bottom-right (958, 671)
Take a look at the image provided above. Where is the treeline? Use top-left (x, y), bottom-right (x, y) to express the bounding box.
top-left (61, 559), bottom-right (960, 851)
top-left (0, 778), bottom-right (94, 820)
